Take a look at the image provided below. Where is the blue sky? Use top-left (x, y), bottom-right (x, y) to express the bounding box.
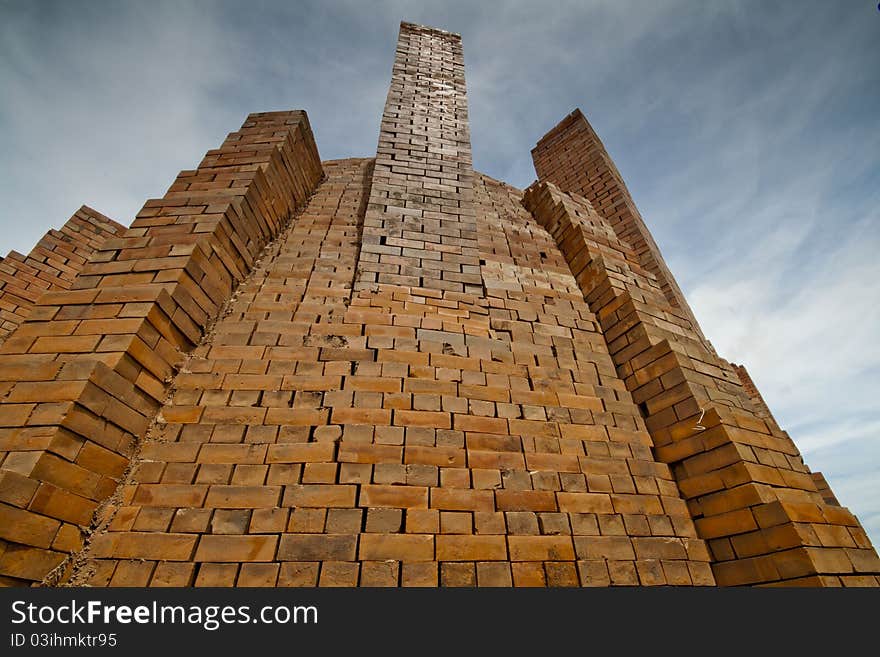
top-left (1, 0), bottom-right (878, 544)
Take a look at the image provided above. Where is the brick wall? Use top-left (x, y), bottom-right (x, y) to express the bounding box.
top-left (50, 23), bottom-right (716, 588)
top-left (0, 207), bottom-right (125, 343)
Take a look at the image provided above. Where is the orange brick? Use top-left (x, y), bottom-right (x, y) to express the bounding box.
top-left (332, 407), bottom-right (392, 425)
top-left (454, 415), bottom-right (508, 434)
top-left (277, 534), bottom-right (357, 561)
top-left (557, 492), bottom-right (614, 514)
top-left (204, 485), bottom-right (281, 508)
top-left (496, 490), bottom-right (557, 512)
top-left (267, 443), bottom-right (336, 463)
top-left (338, 443), bottom-right (402, 464)
top-left (436, 535), bottom-right (507, 561)
top-left (283, 485), bottom-right (357, 508)
top-left (405, 445), bottom-right (466, 468)
top-left (395, 410), bottom-right (451, 428)
top-left (114, 532), bottom-right (197, 560)
top-left (133, 485), bottom-right (208, 507)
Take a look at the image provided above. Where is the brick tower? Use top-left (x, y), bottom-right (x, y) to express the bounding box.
top-left (0, 22), bottom-right (876, 587)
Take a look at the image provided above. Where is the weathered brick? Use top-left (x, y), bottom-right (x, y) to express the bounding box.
top-left (436, 535), bottom-right (507, 561)
top-left (194, 535), bottom-right (278, 562)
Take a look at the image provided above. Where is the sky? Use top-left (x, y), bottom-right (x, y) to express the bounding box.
top-left (1, 0), bottom-right (878, 545)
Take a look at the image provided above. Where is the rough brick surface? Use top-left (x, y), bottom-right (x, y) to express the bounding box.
top-left (531, 109), bottom-right (709, 348)
top-left (0, 21), bottom-right (873, 587)
top-left (0, 110), bottom-right (323, 584)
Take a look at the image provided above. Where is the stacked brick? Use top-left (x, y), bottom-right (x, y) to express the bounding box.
top-left (731, 363), bottom-right (776, 422)
top-left (810, 472), bottom-right (841, 507)
top-left (49, 22), bottom-right (713, 588)
top-left (532, 110), bottom-right (709, 348)
top-left (356, 22), bottom-right (479, 295)
top-left (0, 20), bottom-right (874, 587)
top-left (523, 178), bottom-right (879, 585)
top-left (0, 207), bottom-right (125, 343)
top-left (0, 111), bottom-right (322, 584)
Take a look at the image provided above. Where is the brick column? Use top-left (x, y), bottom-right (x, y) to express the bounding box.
top-left (0, 111), bottom-right (322, 583)
top-left (531, 109), bottom-right (709, 348)
top-left (355, 22), bottom-right (480, 295)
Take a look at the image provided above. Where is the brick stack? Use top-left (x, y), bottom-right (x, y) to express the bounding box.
top-left (356, 22), bottom-right (479, 295)
top-left (523, 180), bottom-right (879, 585)
top-left (0, 21), bottom-right (874, 587)
top-left (532, 110), bottom-right (709, 348)
top-left (731, 363), bottom-right (775, 422)
top-left (0, 207), bottom-right (125, 343)
top-left (0, 111), bottom-right (322, 584)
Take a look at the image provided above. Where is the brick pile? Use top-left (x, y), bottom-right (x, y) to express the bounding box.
top-left (0, 21), bottom-right (874, 586)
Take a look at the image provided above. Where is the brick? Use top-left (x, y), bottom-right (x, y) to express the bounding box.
top-left (557, 492), bottom-right (614, 514)
top-left (496, 490), bottom-right (557, 512)
top-left (404, 445), bottom-right (466, 468)
top-left (278, 562), bottom-right (320, 587)
top-left (284, 485), bottom-right (357, 508)
top-left (194, 535), bottom-right (278, 562)
top-left (454, 415), bottom-right (507, 434)
top-left (266, 442), bottom-right (336, 463)
top-left (0, 503), bottom-right (61, 548)
top-left (205, 486), bottom-right (281, 508)
top-left (431, 488), bottom-right (495, 512)
top-left (133, 485), bottom-right (208, 507)
top-left (361, 484), bottom-right (428, 509)
top-left (332, 407), bottom-right (391, 425)
top-left (114, 532), bottom-right (197, 560)
top-left (401, 562), bottom-right (438, 586)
